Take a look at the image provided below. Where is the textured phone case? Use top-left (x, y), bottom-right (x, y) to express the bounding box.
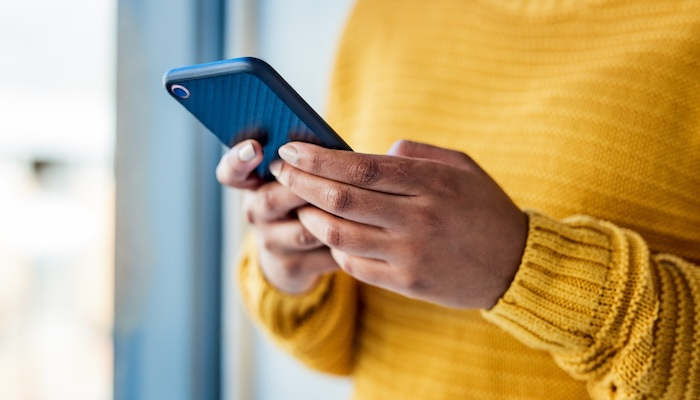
top-left (164, 58), bottom-right (351, 181)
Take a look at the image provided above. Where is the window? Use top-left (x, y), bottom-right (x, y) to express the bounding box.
top-left (0, 1), bottom-right (115, 399)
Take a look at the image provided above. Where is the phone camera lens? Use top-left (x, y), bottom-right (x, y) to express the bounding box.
top-left (171, 84), bottom-right (190, 99)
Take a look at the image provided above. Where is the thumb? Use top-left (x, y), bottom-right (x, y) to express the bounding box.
top-left (387, 139), bottom-right (484, 172)
top-left (216, 139), bottom-right (265, 189)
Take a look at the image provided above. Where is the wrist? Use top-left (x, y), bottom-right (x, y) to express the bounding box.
top-left (484, 210), bottom-right (529, 309)
top-left (259, 250), bottom-right (323, 295)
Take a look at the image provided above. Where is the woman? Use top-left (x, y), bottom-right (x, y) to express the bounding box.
top-left (217, 1), bottom-right (700, 398)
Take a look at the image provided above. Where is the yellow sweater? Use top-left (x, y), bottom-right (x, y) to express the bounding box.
top-left (238, 0), bottom-right (700, 399)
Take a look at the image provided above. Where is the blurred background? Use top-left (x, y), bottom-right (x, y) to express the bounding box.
top-left (0, 0), bottom-right (354, 399)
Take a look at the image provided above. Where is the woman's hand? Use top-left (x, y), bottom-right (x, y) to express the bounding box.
top-left (217, 140), bottom-right (338, 294)
top-left (270, 140), bottom-right (528, 309)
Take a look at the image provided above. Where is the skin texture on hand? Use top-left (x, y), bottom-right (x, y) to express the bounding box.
top-left (270, 140), bottom-right (528, 309)
top-left (217, 138), bottom-right (528, 308)
top-left (216, 139), bottom-right (339, 294)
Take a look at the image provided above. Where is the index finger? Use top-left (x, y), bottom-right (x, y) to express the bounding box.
top-left (277, 142), bottom-right (428, 195)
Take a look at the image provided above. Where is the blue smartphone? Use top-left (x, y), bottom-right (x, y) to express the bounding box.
top-left (163, 57), bottom-right (352, 181)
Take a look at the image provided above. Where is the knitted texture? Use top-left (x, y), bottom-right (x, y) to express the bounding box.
top-left (237, 0), bottom-right (700, 398)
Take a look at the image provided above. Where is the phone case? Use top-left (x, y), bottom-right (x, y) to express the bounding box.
top-left (163, 57), bottom-right (352, 181)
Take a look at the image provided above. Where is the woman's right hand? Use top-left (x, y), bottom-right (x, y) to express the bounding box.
top-left (216, 139), bottom-right (339, 294)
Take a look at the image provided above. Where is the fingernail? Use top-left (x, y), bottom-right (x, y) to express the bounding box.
top-left (238, 143), bottom-right (256, 162)
top-left (278, 144), bottom-right (299, 165)
top-left (387, 140), bottom-right (403, 156)
top-left (269, 160), bottom-right (282, 177)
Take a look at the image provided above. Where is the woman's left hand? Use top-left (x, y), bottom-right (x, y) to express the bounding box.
top-left (270, 139), bottom-right (528, 309)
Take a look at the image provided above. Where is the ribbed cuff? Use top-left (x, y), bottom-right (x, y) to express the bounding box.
top-left (482, 211), bottom-right (617, 353)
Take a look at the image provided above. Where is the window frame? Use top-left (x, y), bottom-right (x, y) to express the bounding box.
top-left (114, 0), bottom-right (225, 399)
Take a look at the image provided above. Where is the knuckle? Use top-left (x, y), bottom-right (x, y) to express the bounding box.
top-left (323, 185), bottom-right (352, 213)
top-left (324, 223), bottom-right (343, 248)
top-left (279, 258), bottom-right (303, 279)
top-left (261, 189), bottom-right (276, 214)
top-left (296, 229), bottom-right (318, 247)
top-left (454, 151), bottom-right (482, 173)
top-left (308, 152), bottom-right (326, 174)
top-left (392, 139), bottom-right (414, 156)
top-left (283, 166), bottom-right (297, 188)
top-left (401, 269), bottom-right (426, 292)
top-left (393, 159), bottom-right (413, 182)
top-left (262, 237), bottom-right (277, 253)
top-left (242, 194), bottom-right (257, 224)
top-left (246, 209), bottom-right (255, 225)
top-left (348, 157), bottom-right (380, 186)
top-left (425, 164), bottom-right (447, 189)
top-left (334, 252), bottom-right (353, 275)
top-left (457, 152), bottom-right (473, 165)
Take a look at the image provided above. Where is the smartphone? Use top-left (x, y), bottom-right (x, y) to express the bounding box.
top-left (163, 57), bottom-right (352, 181)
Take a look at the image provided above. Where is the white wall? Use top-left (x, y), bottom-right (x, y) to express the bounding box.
top-left (257, 0), bottom-right (355, 114)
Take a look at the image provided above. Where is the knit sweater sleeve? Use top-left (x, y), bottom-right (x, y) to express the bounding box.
top-left (482, 211), bottom-right (700, 399)
top-left (237, 234), bottom-right (358, 375)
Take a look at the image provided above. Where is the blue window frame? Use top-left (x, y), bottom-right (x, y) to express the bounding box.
top-left (115, 0), bottom-right (224, 399)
